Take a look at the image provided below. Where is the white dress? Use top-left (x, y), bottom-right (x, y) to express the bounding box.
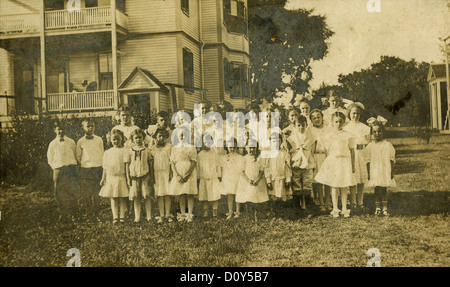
top-left (197, 150), bottom-right (222, 201)
top-left (99, 147), bottom-right (129, 198)
top-left (168, 145), bottom-right (198, 196)
top-left (235, 155), bottom-right (269, 203)
top-left (264, 149), bottom-right (292, 201)
top-left (150, 144), bottom-right (172, 196)
top-left (220, 153), bottom-right (244, 195)
top-left (344, 121), bottom-right (370, 184)
top-left (364, 140), bottom-right (396, 187)
top-left (309, 125), bottom-right (331, 178)
top-left (315, 130), bottom-right (356, 188)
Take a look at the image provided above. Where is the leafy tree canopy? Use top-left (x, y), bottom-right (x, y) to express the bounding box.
top-left (317, 56), bottom-right (430, 126)
top-left (248, 2), bottom-right (334, 104)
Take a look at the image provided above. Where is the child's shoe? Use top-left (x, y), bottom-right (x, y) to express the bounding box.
top-left (177, 213), bottom-right (185, 222)
top-left (330, 209), bottom-right (340, 218)
top-left (320, 206), bottom-right (327, 212)
top-left (156, 217), bottom-right (163, 224)
top-left (226, 212), bottom-right (233, 220)
top-left (341, 209), bottom-right (351, 218)
top-left (234, 212), bottom-right (240, 219)
top-left (375, 208), bottom-right (381, 216)
top-left (382, 210), bottom-right (389, 217)
top-left (112, 218), bottom-right (118, 225)
top-left (166, 214), bottom-right (174, 223)
top-left (186, 213), bottom-right (194, 222)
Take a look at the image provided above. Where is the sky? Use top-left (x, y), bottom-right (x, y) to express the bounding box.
top-left (284, 0), bottom-right (450, 91)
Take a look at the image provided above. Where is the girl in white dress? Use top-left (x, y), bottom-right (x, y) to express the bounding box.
top-left (197, 137), bottom-right (223, 218)
top-left (149, 128), bottom-right (173, 223)
top-left (265, 132), bottom-right (292, 200)
top-left (99, 129), bottom-right (129, 224)
top-left (265, 132), bottom-right (292, 216)
top-left (235, 143), bottom-right (269, 220)
top-left (126, 129), bottom-right (153, 223)
top-left (221, 138), bottom-right (244, 219)
top-left (344, 103), bottom-right (371, 211)
top-left (315, 112), bottom-right (356, 218)
top-left (364, 119), bottom-right (395, 217)
top-left (309, 109), bottom-right (332, 211)
top-left (169, 129), bottom-right (198, 222)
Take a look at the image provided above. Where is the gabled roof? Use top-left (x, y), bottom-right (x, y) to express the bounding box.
top-left (119, 67), bottom-right (169, 93)
top-left (428, 63), bottom-right (450, 82)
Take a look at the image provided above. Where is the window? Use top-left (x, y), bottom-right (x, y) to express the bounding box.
top-left (225, 60), bottom-right (249, 98)
top-left (181, 0), bottom-right (189, 15)
top-left (183, 48), bottom-right (194, 93)
top-left (85, 0), bottom-right (98, 8)
top-left (223, 0), bottom-right (247, 35)
top-left (98, 53), bottom-right (113, 90)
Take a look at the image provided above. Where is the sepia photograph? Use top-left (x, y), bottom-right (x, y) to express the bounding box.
top-left (0, 0), bottom-right (449, 270)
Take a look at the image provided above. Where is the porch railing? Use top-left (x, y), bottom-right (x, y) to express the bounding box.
top-left (47, 90), bottom-right (115, 112)
top-left (45, 7), bottom-right (112, 29)
top-left (0, 95), bottom-right (15, 116)
top-left (0, 13), bottom-right (40, 34)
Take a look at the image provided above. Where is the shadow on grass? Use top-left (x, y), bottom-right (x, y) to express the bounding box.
top-left (363, 191), bottom-right (449, 217)
top-left (396, 149), bottom-right (433, 155)
top-left (394, 162), bottom-right (427, 174)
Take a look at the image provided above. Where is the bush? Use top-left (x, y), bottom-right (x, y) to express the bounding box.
top-left (0, 109), bottom-right (157, 187)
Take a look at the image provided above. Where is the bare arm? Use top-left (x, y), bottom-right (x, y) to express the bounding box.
top-left (100, 168), bottom-right (107, 186)
top-left (350, 148), bottom-right (355, 173)
top-left (125, 162), bottom-right (131, 186)
top-left (390, 160), bottom-right (394, 179)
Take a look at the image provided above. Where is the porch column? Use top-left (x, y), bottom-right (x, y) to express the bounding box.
top-left (40, 0), bottom-right (46, 115)
top-left (111, 0), bottom-right (119, 109)
top-left (431, 83), bottom-right (438, 129)
top-left (437, 82), bottom-right (442, 130)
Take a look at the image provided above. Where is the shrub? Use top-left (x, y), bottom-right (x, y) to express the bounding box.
top-left (0, 109), bottom-right (157, 187)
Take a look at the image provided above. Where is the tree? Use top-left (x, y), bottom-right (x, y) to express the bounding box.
top-left (248, 2), bottom-right (334, 104)
top-left (337, 56), bottom-right (430, 126)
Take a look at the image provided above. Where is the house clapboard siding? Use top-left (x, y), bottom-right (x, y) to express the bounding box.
top-left (0, 0), bottom-right (39, 15)
top-left (126, 0), bottom-right (177, 34)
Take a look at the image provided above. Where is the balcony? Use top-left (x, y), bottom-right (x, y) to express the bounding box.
top-left (47, 90), bottom-right (115, 112)
top-left (0, 7), bottom-right (127, 38)
top-left (0, 13), bottom-right (40, 37)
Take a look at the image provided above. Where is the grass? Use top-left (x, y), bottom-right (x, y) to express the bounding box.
top-left (0, 142), bottom-right (449, 267)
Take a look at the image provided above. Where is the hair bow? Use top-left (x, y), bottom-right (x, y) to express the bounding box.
top-left (343, 99), bottom-right (365, 110)
top-left (367, 116), bottom-right (388, 126)
top-left (293, 94), bottom-right (313, 106)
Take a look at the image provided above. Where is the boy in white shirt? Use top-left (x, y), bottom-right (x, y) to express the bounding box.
top-left (47, 120), bottom-right (79, 223)
top-left (77, 119), bottom-right (104, 222)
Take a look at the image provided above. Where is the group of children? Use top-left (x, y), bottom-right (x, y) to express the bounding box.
top-left (47, 93), bottom-right (396, 224)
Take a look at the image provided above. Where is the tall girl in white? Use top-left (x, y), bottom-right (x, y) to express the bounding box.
top-left (344, 102), bottom-right (370, 211)
top-left (315, 112), bottom-right (356, 218)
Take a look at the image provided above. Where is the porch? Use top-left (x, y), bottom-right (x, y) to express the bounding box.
top-left (0, 6), bottom-right (128, 38)
top-left (47, 90), bottom-right (115, 112)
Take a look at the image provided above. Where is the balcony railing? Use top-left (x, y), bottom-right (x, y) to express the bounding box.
top-left (45, 7), bottom-right (112, 29)
top-left (47, 90), bottom-right (115, 112)
top-left (0, 13), bottom-right (40, 34)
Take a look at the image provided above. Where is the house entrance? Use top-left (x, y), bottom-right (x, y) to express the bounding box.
top-left (128, 94), bottom-right (151, 127)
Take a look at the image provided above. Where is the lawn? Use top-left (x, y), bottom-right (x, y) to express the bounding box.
top-left (0, 141), bottom-right (449, 267)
